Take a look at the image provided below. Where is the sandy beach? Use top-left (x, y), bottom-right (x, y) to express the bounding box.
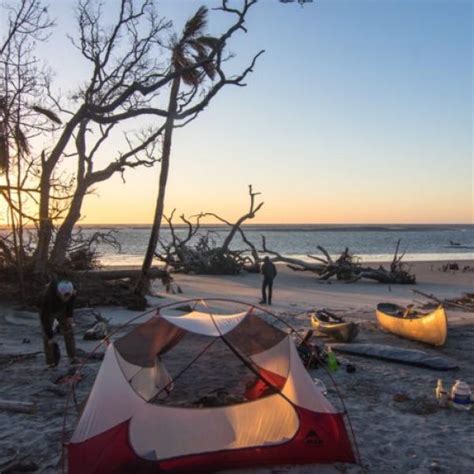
top-left (0, 260), bottom-right (473, 473)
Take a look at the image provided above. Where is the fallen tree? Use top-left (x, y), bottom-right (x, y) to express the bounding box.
top-left (262, 238), bottom-right (416, 284)
top-left (155, 185), bottom-right (262, 274)
top-left (412, 289), bottom-right (474, 312)
top-left (1, 227), bottom-right (174, 308)
top-left (81, 267), bottom-right (167, 281)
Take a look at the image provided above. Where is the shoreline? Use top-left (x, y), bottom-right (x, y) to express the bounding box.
top-left (99, 251), bottom-right (474, 270)
top-left (97, 258), bottom-right (474, 276)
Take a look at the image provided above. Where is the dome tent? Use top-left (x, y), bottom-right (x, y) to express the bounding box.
top-left (66, 299), bottom-right (357, 473)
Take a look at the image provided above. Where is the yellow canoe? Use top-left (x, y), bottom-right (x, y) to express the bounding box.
top-left (376, 303), bottom-right (447, 346)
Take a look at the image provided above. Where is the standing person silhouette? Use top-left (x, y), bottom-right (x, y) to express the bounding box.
top-left (260, 256), bottom-right (277, 305)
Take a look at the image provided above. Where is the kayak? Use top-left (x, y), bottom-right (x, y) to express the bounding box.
top-left (310, 311), bottom-right (359, 343)
top-left (376, 303), bottom-right (447, 346)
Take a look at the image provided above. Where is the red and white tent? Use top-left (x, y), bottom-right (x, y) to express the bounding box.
top-left (67, 300), bottom-right (356, 473)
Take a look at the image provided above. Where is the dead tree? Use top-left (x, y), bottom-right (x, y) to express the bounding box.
top-left (0, 0), bottom-right (56, 293)
top-left (261, 236), bottom-right (326, 273)
top-left (155, 186), bottom-right (263, 274)
top-left (262, 238), bottom-right (416, 284)
top-left (2, 1), bottom-right (263, 294)
top-left (37, 0), bottom-right (173, 270)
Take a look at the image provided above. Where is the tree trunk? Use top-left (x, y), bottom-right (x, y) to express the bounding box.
top-left (34, 164), bottom-right (53, 273)
top-left (135, 76), bottom-right (181, 296)
top-left (34, 115), bottom-right (83, 273)
top-left (49, 183), bottom-right (87, 266)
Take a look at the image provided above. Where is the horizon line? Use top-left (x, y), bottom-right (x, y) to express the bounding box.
top-left (68, 222), bottom-right (474, 227)
top-left (1, 222), bottom-right (473, 230)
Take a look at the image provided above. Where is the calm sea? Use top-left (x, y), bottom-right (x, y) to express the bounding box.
top-left (80, 224), bottom-right (474, 267)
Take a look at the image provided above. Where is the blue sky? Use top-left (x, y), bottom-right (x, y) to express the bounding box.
top-left (35, 0), bottom-right (473, 223)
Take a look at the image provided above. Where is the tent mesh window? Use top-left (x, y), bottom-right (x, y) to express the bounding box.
top-left (114, 309), bottom-right (291, 408)
top-left (158, 333), bottom-right (264, 407)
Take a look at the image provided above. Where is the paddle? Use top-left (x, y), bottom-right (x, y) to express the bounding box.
top-left (403, 304), bottom-right (415, 318)
top-left (319, 309), bottom-right (344, 323)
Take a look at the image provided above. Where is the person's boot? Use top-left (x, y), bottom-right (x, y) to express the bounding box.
top-left (259, 299), bottom-right (267, 305)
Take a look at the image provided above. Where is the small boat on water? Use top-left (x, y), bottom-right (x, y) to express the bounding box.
top-left (376, 303), bottom-right (447, 346)
top-left (310, 310), bottom-right (359, 343)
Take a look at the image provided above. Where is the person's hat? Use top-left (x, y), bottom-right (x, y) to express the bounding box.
top-left (57, 280), bottom-right (74, 299)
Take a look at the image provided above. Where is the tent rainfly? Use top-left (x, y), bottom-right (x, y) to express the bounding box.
top-left (67, 301), bottom-right (357, 473)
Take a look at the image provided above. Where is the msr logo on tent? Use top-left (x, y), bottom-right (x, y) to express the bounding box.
top-left (304, 429), bottom-right (323, 445)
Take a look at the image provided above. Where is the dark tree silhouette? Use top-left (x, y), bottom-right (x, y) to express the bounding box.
top-left (136, 0), bottom-right (262, 295)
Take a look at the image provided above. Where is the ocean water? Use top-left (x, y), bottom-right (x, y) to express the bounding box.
top-left (79, 224), bottom-right (474, 267)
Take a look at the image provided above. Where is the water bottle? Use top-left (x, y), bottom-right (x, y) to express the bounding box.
top-left (326, 347), bottom-right (339, 373)
top-left (451, 380), bottom-right (471, 410)
top-left (435, 379), bottom-right (449, 408)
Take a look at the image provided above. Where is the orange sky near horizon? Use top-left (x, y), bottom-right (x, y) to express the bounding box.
top-left (1, 1), bottom-right (472, 228)
top-left (76, 168), bottom-right (473, 225)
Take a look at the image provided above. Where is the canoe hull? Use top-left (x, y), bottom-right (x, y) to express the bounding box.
top-left (375, 305), bottom-right (447, 346)
top-left (310, 314), bottom-right (359, 343)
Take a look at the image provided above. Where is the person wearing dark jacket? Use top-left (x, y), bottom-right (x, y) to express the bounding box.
top-left (39, 280), bottom-right (77, 367)
top-left (260, 256), bottom-right (277, 305)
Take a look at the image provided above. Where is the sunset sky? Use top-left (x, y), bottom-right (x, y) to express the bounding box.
top-left (12, 0), bottom-right (474, 224)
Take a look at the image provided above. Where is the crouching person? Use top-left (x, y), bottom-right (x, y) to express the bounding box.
top-left (40, 280), bottom-right (77, 367)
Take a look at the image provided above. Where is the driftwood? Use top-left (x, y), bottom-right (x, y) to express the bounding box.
top-left (0, 352), bottom-right (42, 368)
top-left (1, 460), bottom-right (38, 474)
top-left (413, 289), bottom-right (474, 312)
top-left (262, 238), bottom-right (416, 284)
top-left (78, 267), bottom-right (167, 281)
top-left (156, 186), bottom-right (263, 274)
top-left (0, 399), bottom-right (36, 414)
top-left (72, 266), bottom-right (176, 308)
top-left (259, 239), bottom-right (325, 274)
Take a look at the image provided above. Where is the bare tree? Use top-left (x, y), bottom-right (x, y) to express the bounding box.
top-left (1, 0), bottom-right (262, 303)
top-left (0, 0), bottom-right (55, 293)
top-left (35, 0), bottom-right (173, 271)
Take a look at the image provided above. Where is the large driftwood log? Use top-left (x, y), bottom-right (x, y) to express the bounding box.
top-left (261, 237), bottom-right (325, 273)
top-left (262, 238), bottom-right (415, 284)
top-left (77, 267), bottom-right (167, 281)
top-left (0, 399), bottom-right (36, 414)
top-left (70, 267), bottom-right (175, 310)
